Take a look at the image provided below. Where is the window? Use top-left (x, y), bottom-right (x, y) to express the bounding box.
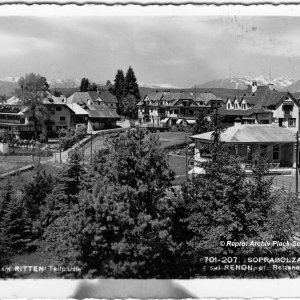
top-left (234, 103), bottom-right (238, 109)
top-left (189, 110), bottom-right (193, 115)
top-left (273, 145), bottom-right (280, 160)
top-left (174, 109), bottom-right (179, 114)
top-left (288, 118), bottom-right (296, 127)
top-left (29, 116), bottom-right (33, 122)
top-left (60, 116), bottom-right (66, 121)
top-left (283, 105), bottom-right (293, 115)
top-left (227, 103), bottom-right (231, 109)
top-left (56, 106), bottom-right (62, 111)
top-left (241, 103), bottom-right (246, 110)
top-left (247, 145), bottom-right (252, 161)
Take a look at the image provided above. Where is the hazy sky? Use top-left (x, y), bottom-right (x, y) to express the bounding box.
top-left (1, 16), bottom-right (300, 86)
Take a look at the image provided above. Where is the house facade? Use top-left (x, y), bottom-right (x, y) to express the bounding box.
top-left (223, 84), bottom-right (300, 130)
top-left (137, 91), bottom-right (224, 127)
top-left (190, 125), bottom-right (297, 169)
top-left (66, 92), bottom-right (120, 131)
top-left (0, 93), bottom-right (77, 139)
top-left (0, 93), bottom-right (95, 139)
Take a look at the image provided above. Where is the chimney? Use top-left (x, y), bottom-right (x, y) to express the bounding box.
top-left (252, 81), bottom-right (257, 93)
top-left (234, 117), bottom-right (242, 127)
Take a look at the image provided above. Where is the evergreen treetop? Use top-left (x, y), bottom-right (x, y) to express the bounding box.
top-left (124, 66), bottom-right (141, 101)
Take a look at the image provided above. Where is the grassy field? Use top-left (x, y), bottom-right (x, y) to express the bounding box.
top-left (158, 131), bottom-right (192, 149)
top-left (0, 162), bottom-right (63, 198)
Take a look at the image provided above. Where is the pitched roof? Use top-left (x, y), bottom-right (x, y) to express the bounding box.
top-left (218, 107), bottom-right (271, 117)
top-left (6, 92), bottom-right (63, 105)
top-left (66, 103), bottom-right (89, 115)
top-left (243, 95), bottom-right (259, 105)
top-left (84, 104), bottom-right (119, 119)
top-left (66, 92), bottom-right (93, 105)
top-left (87, 91), bottom-right (101, 101)
top-left (196, 93), bottom-right (220, 104)
top-left (191, 124), bottom-right (296, 144)
top-left (97, 90), bottom-right (118, 103)
top-left (163, 92), bottom-right (182, 101)
top-left (5, 96), bottom-right (23, 105)
top-left (145, 92), bottom-right (164, 101)
top-left (179, 93), bottom-right (194, 100)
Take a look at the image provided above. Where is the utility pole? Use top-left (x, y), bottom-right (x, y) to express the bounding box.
top-left (90, 133), bottom-right (93, 163)
top-left (185, 137), bottom-right (188, 181)
top-left (59, 130), bottom-right (62, 164)
top-left (296, 131), bottom-right (299, 194)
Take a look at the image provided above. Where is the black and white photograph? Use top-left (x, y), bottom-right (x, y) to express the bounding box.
top-left (1, 2), bottom-right (300, 298)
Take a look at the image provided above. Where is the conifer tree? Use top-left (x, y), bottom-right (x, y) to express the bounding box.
top-left (0, 180), bottom-right (13, 270)
top-left (123, 66), bottom-right (141, 101)
top-left (80, 78), bottom-right (90, 92)
top-left (1, 193), bottom-right (32, 254)
top-left (42, 148), bottom-right (85, 228)
top-left (113, 70), bottom-right (125, 102)
top-left (179, 109), bottom-right (272, 275)
top-left (23, 170), bottom-right (54, 235)
top-left (112, 70), bottom-right (125, 115)
top-left (44, 129), bottom-right (182, 278)
top-left (192, 110), bottom-right (210, 135)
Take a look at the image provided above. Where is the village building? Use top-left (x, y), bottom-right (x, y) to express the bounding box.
top-left (190, 125), bottom-right (297, 173)
top-left (0, 90), bottom-right (119, 139)
top-left (137, 91), bottom-right (224, 127)
top-left (66, 91), bottom-right (120, 131)
top-left (222, 84), bottom-right (300, 129)
top-left (0, 93), bottom-right (75, 139)
top-left (81, 104), bottom-right (119, 130)
top-left (66, 91), bottom-right (118, 112)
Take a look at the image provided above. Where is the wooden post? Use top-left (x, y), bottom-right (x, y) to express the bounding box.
top-left (59, 131), bottom-right (62, 164)
top-left (185, 137), bottom-right (188, 181)
top-left (90, 133), bottom-right (93, 163)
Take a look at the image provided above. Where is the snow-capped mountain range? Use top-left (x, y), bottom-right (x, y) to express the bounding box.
top-left (1, 75), bottom-right (300, 95)
top-left (196, 76), bottom-right (297, 90)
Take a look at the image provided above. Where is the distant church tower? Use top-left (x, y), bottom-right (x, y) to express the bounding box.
top-left (252, 81), bottom-right (257, 93)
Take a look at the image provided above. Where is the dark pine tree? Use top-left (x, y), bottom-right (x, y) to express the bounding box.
top-left (112, 70), bottom-right (125, 115)
top-left (192, 110), bottom-right (210, 135)
top-left (1, 193), bottom-right (32, 254)
top-left (23, 170), bottom-right (54, 237)
top-left (113, 70), bottom-right (125, 102)
top-left (123, 66), bottom-right (141, 101)
top-left (180, 109), bottom-right (273, 276)
top-left (43, 129), bottom-right (185, 278)
top-left (43, 148), bottom-right (85, 231)
top-left (80, 78), bottom-right (90, 92)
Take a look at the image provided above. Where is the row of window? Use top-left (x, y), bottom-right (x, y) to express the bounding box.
top-left (227, 103), bottom-right (247, 110)
top-left (146, 108), bottom-right (212, 115)
top-left (246, 144), bottom-right (279, 161)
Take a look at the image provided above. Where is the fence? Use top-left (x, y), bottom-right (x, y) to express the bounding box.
top-left (67, 127), bottom-right (129, 159)
top-left (272, 178), bottom-right (292, 191)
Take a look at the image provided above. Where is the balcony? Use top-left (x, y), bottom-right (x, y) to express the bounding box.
top-left (178, 113), bottom-right (196, 118)
top-left (0, 117), bottom-right (25, 124)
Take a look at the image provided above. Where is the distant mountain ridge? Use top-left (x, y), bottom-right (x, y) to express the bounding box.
top-left (196, 76), bottom-right (296, 91)
top-left (1, 75), bottom-right (300, 97)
